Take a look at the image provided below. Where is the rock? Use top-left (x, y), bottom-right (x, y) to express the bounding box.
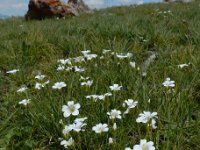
top-left (68, 0), bottom-right (92, 13)
top-left (25, 0), bottom-right (91, 20)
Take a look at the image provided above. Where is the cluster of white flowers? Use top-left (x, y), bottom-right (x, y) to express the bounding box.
top-left (80, 76), bottom-right (93, 87)
top-left (136, 111), bottom-right (158, 129)
top-left (86, 92), bottom-right (112, 101)
top-left (35, 74), bottom-right (49, 90)
top-left (9, 46), bottom-right (188, 150)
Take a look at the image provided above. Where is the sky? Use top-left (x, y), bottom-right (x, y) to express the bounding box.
top-left (0, 0), bottom-right (162, 16)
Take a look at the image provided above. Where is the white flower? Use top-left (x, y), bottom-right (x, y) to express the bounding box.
top-left (58, 59), bottom-right (71, 65)
top-left (109, 137), bottom-right (114, 144)
top-left (177, 63), bottom-right (189, 69)
top-left (60, 137), bottom-right (74, 148)
top-left (62, 125), bottom-right (72, 135)
top-left (127, 52), bottom-right (133, 58)
top-left (104, 92), bottom-right (112, 97)
top-left (35, 74), bottom-right (46, 80)
top-left (66, 67), bottom-right (73, 72)
top-left (74, 117), bottom-right (87, 123)
top-left (79, 76), bottom-right (90, 81)
top-left (17, 86), bottom-right (28, 93)
top-left (86, 93), bottom-right (112, 102)
top-left (74, 56), bottom-right (85, 63)
top-left (116, 53), bottom-right (128, 59)
top-left (81, 80), bottom-right (93, 87)
top-left (6, 69), bottom-right (19, 74)
top-left (57, 65), bottom-right (65, 71)
top-left (124, 99), bottom-right (138, 109)
top-left (69, 121), bottom-right (87, 132)
top-left (35, 80), bottom-right (49, 90)
top-left (162, 78), bottom-right (175, 87)
top-left (113, 122), bottom-right (117, 130)
top-left (84, 54), bottom-right (98, 60)
top-left (123, 99), bottom-right (138, 114)
top-left (100, 56), bottom-right (104, 59)
top-left (130, 62), bottom-right (136, 68)
top-left (102, 49), bottom-right (112, 54)
top-left (52, 82), bottom-right (67, 89)
top-left (92, 123), bottom-right (109, 133)
top-left (107, 109), bottom-right (122, 119)
top-left (74, 66), bottom-right (85, 72)
top-left (18, 99), bottom-right (30, 106)
top-left (136, 111), bottom-right (158, 129)
top-left (133, 139), bottom-right (155, 150)
top-left (62, 101), bottom-right (81, 118)
top-left (81, 50), bottom-right (91, 55)
top-left (116, 53), bottom-right (133, 59)
top-left (109, 84), bottom-right (122, 91)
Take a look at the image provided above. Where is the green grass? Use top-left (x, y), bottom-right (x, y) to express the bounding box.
top-left (0, 1), bottom-right (200, 149)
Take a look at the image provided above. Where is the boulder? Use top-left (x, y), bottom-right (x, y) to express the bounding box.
top-left (25, 0), bottom-right (91, 20)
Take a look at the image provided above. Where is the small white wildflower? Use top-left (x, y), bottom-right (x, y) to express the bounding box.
top-left (133, 139), bottom-right (155, 150)
top-left (81, 50), bottom-right (91, 55)
top-left (69, 121), bottom-right (87, 132)
top-left (92, 123), bottom-right (109, 133)
top-left (113, 123), bottom-right (117, 130)
top-left (17, 86), bottom-right (28, 93)
top-left (142, 72), bottom-right (147, 77)
top-left (123, 99), bottom-right (138, 114)
top-left (66, 67), bottom-right (73, 72)
top-left (6, 69), bottom-right (19, 74)
top-left (127, 52), bottom-right (133, 58)
top-left (104, 92), bottom-right (112, 97)
top-left (136, 111), bottom-right (158, 129)
top-left (35, 74), bottom-right (46, 80)
top-left (107, 109), bottom-right (122, 119)
top-left (62, 101), bottom-right (81, 118)
top-left (130, 61), bottom-right (136, 68)
top-left (162, 78), bottom-right (175, 87)
top-left (73, 56), bottom-right (85, 63)
top-left (102, 49), bottom-right (112, 54)
top-left (60, 137), bottom-right (74, 149)
top-left (57, 65), bottom-right (65, 71)
top-left (62, 125), bottom-right (72, 135)
top-left (100, 56), bottom-right (104, 59)
top-left (109, 137), bottom-right (114, 144)
top-left (177, 63), bottom-right (189, 69)
top-left (84, 54), bottom-right (98, 60)
top-left (58, 59), bottom-right (71, 65)
top-left (59, 119), bottom-right (63, 124)
top-left (116, 53), bottom-right (128, 59)
top-left (52, 82), bottom-right (66, 89)
top-left (109, 84), bottom-right (122, 91)
top-left (35, 80), bottom-right (49, 90)
top-left (74, 66), bottom-right (85, 72)
top-left (74, 117), bottom-right (87, 123)
top-left (81, 80), bottom-right (93, 87)
top-left (18, 99), bottom-right (30, 106)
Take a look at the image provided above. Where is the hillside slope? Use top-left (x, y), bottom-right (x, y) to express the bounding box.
top-left (0, 1), bottom-right (200, 149)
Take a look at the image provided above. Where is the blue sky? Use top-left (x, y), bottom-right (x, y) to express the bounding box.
top-left (0, 0), bottom-right (162, 16)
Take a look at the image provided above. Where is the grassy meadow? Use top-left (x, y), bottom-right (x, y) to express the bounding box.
top-left (0, 1), bottom-right (200, 149)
